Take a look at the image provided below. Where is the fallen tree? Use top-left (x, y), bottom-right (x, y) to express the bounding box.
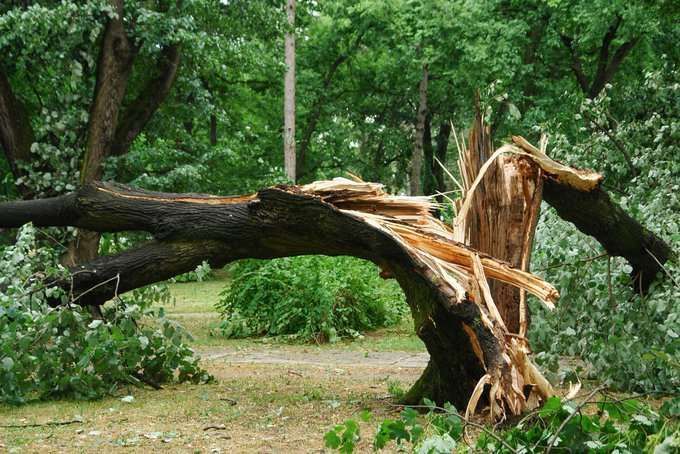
top-left (0, 132), bottom-right (671, 420)
top-left (1, 174), bottom-right (558, 419)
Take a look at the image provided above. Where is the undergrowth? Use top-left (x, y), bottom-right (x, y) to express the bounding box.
top-left (0, 225), bottom-right (211, 405)
top-left (324, 393), bottom-right (679, 453)
top-left (215, 256), bottom-right (409, 343)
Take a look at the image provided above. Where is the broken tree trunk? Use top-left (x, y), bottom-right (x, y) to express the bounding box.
top-left (509, 137), bottom-right (673, 293)
top-left (0, 178), bottom-right (557, 419)
top-left (456, 113), bottom-right (542, 336)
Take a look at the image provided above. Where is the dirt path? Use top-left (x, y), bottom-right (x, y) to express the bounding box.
top-left (198, 346), bottom-right (429, 369)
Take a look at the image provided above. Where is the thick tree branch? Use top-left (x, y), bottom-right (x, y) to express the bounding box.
top-left (542, 181), bottom-right (671, 292)
top-left (110, 44), bottom-right (181, 157)
top-left (0, 180), bottom-right (558, 415)
top-left (81, 0), bottom-right (138, 183)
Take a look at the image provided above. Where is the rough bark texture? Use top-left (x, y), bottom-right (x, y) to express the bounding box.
top-left (81, 0), bottom-right (136, 183)
top-left (410, 65), bottom-right (428, 196)
top-left (283, 0), bottom-right (296, 182)
top-left (0, 180), bottom-right (557, 415)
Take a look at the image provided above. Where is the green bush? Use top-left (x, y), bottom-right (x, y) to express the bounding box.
top-left (216, 256), bottom-right (408, 342)
top-left (0, 224), bottom-right (211, 405)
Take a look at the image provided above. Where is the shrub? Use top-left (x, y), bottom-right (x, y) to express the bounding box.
top-left (0, 224), bottom-right (211, 405)
top-left (216, 256), bottom-right (408, 342)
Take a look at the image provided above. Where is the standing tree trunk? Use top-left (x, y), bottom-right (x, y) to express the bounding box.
top-left (283, 0), bottom-right (296, 182)
top-left (67, 0), bottom-right (137, 265)
top-left (410, 64), bottom-right (428, 196)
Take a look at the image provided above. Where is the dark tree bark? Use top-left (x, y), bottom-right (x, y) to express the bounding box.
top-left (410, 65), bottom-right (429, 196)
top-left (422, 115), bottom-right (435, 196)
top-left (560, 15), bottom-right (639, 99)
top-left (542, 181), bottom-right (672, 293)
top-left (0, 68), bottom-right (35, 198)
top-left (80, 0), bottom-right (137, 183)
top-left (0, 180), bottom-right (556, 415)
top-left (110, 44), bottom-right (182, 157)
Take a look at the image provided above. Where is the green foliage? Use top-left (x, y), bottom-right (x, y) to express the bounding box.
top-left (324, 411), bottom-right (369, 454)
top-left (476, 395), bottom-right (679, 453)
top-left (325, 395), bottom-right (678, 453)
top-left (171, 260), bottom-right (214, 283)
top-left (530, 66), bottom-right (680, 393)
top-left (0, 225), bottom-right (211, 405)
top-left (216, 256), bottom-right (408, 342)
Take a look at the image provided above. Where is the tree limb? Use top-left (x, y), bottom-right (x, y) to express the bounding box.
top-left (80, 0), bottom-right (138, 183)
top-left (110, 44), bottom-right (182, 157)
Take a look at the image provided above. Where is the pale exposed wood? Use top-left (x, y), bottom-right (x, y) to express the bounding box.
top-left (510, 136), bottom-right (602, 191)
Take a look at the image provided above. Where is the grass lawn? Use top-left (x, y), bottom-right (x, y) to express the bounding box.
top-left (0, 270), bottom-right (426, 453)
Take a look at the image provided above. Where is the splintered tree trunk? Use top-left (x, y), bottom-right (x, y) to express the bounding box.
top-left (0, 179), bottom-right (557, 418)
top-left (458, 114), bottom-right (542, 335)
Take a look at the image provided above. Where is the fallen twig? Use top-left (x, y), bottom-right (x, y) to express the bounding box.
top-left (0, 418), bottom-right (83, 429)
top-left (219, 397), bottom-right (238, 406)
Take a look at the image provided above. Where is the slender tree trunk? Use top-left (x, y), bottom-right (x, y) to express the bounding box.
top-left (410, 65), bottom-right (428, 196)
top-left (422, 115), bottom-right (435, 196)
top-left (433, 121), bottom-right (451, 200)
top-left (283, 0), bottom-right (296, 182)
top-left (210, 114), bottom-right (217, 146)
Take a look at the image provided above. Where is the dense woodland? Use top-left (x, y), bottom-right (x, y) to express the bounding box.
top-left (0, 0), bottom-right (678, 452)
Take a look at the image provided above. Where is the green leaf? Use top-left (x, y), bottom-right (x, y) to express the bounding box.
top-left (1, 357), bottom-right (14, 371)
top-left (324, 429), bottom-right (342, 449)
